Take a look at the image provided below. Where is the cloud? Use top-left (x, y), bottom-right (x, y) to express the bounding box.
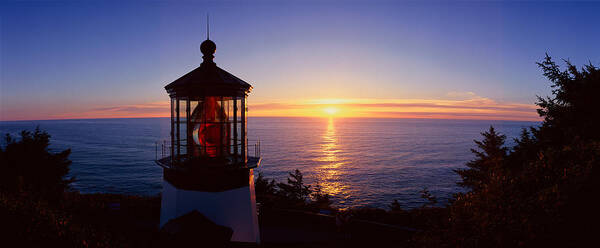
top-left (249, 102), bottom-right (306, 110)
top-left (445, 91), bottom-right (479, 100)
top-left (249, 94), bottom-right (541, 121)
top-left (90, 105), bottom-right (169, 114)
top-left (2, 92), bottom-right (540, 121)
top-left (48, 101), bottom-right (170, 120)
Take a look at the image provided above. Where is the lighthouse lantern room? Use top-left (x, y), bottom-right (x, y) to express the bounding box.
top-left (157, 38), bottom-right (261, 243)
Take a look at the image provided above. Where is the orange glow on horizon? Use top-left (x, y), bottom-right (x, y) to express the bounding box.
top-left (248, 97), bottom-right (541, 121)
top-left (2, 95), bottom-right (542, 122)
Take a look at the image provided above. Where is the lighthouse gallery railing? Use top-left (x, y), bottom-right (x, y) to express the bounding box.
top-left (155, 139), bottom-right (261, 168)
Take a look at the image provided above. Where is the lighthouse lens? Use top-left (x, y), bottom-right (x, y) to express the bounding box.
top-left (190, 97), bottom-right (231, 158)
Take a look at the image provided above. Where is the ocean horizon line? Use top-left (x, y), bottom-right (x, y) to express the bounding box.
top-left (0, 115), bottom-right (541, 123)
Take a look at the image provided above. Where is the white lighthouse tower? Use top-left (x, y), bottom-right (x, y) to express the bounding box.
top-left (156, 37), bottom-right (261, 243)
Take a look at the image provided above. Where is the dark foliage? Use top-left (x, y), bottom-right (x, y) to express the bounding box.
top-left (255, 171), bottom-right (277, 196)
top-left (255, 170), bottom-right (332, 211)
top-left (0, 129), bottom-right (164, 247)
top-left (0, 127), bottom-right (74, 200)
top-left (310, 184), bottom-right (332, 209)
top-left (415, 55), bottom-right (600, 247)
top-left (454, 126), bottom-right (507, 191)
top-left (0, 192), bottom-right (161, 248)
top-left (277, 169), bottom-right (312, 203)
top-left (389, 199), bottom-right (403, 212)
top-left (419, 188), bottom-right (438, 208)
top-left (536, 55), bottom-right (600, 143)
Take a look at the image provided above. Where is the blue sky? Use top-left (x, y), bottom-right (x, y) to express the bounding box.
top-left (1, 0), bottom-right (599, 120)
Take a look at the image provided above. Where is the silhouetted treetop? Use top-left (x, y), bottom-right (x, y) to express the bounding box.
top-left (536, 54), bottom-right (600, 142)
top-left (429, 55), bottom-right (600, 247)
top-left (455, 126), bottom-right (507, 191)
top-left (0, 127), bottom-right (73, 199)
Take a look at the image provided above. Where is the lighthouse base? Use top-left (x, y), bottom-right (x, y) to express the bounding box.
top-left (159, 176), bottom-right (260, 243)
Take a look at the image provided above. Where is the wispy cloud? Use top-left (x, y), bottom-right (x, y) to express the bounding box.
top-left (2, 92), bottom-right (540, 121)
top-left (250, 93), bottom-right (540, 121)
top-left (445, 91), bottom-right (479, 100)
top-left (47, 101), bottom-right (170, 120)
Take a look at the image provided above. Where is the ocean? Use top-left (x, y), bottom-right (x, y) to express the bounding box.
top-left (0, 117), bottom-right (537, 209)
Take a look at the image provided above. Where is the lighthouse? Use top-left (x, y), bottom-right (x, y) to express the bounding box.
top-left (156, 37), bottom-right (261, 243)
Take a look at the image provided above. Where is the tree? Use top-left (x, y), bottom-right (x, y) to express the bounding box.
top-left (454, 126), bottom-right (507, 191)
top-left (419, 188), bottom-right (438, 208)
top-left (388, 199), bottom-right (403, 212)
top-left (310, 184), bottom-right (332, 208)
top-left (255, 172), bottom-right (277, 196)
top-left (277, 169), bottom-right (312, 203)
top-left (0, 128), bottom-right (73, 200)
top-left (416, 55), bottom-right (600, 247)
top-left (536, 54), bottom-right (600, 143)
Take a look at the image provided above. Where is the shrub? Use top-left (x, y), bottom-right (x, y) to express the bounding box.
top-left (255, 170), bottom-right (333, 210)
top-left (0, 128), bottom-right (73, 200)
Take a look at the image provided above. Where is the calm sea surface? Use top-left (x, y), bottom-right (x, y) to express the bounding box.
top-left (0, 117), bottom-right (537, 209)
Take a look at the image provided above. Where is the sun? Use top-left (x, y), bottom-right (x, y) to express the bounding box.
top-left (323, 107), bottom-right (339, 116)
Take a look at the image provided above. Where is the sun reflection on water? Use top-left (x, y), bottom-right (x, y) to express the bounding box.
top-left (316, 117), bottom-right (349, 201)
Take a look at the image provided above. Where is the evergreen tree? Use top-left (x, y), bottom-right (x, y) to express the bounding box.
top-left (536, 54), bottom-right (600, 143)
top-left (455, 126), bottom-right (507, 191)
top-left (389, 199), bottom-right (403, 212)
top-left (277, 169), bottom-right (312, 203)
top-left (0, 128), bottom-right (73, 200)
top-left (417, 55), bottom-right (600, 247)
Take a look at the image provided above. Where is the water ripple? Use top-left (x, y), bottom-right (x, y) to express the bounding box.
top-left (0, 117), bottom-right (537, 209)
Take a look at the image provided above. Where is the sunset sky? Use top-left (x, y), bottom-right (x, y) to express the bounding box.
top-left (1, 1), bottom-right (599, 121)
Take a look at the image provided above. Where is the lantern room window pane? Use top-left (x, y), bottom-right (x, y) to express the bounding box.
top-left (178, 99), bottom-right (188, 123)
top-left (170, 98), bottom-right (175, 160)
top-left (231, 97), bottom-right (237, 156)
top-left (167, 95), bottom-right (248, 166)
top-left (177, 99), bottom-right (188, 157)
top-left (241, 97), bottom-right (247, 162)
top-left (188, 100), bottom-right (200, 157)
